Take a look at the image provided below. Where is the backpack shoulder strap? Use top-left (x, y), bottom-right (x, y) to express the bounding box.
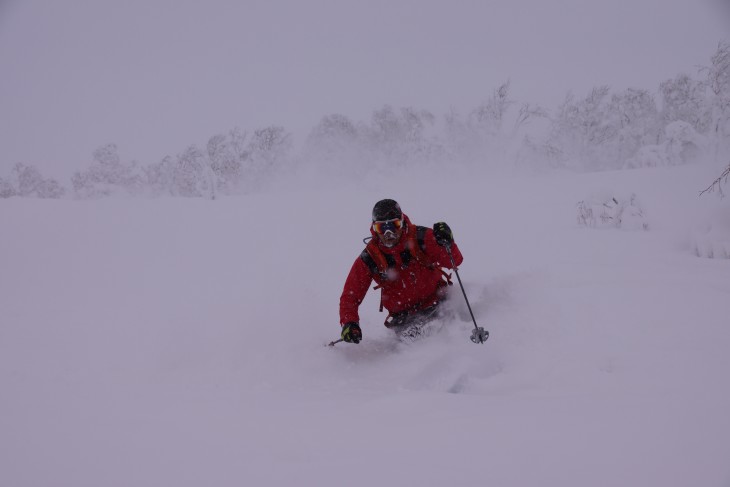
top-left (361, 239), bottom-right (389, 277)
top-left (360, 239), bottom-right (389, 313)
top-left (359, 249), bottom-right (379, 277)
top-left (407, 225), bottom-right (434, 269)
top-left (416, 225), bottom-right (428, 253)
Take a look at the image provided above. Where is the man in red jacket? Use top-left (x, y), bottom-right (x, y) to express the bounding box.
top-left (339, 199), bottom-right (463, 344)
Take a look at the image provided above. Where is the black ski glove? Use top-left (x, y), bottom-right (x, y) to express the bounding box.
top-left (341, 322), bottom-right (362, 344)
top-left (433, 222), bottom-right (453, 247)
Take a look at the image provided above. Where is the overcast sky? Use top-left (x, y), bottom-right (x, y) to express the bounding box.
top-left (1, 0), bottom-right (728, 177)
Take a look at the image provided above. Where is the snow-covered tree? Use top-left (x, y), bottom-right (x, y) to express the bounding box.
top-left (306, 114), bottom-right (358, 154)
top-left (700, 41), bottom-right (730, 159)
top-left (170, 145), bottom-right (214, 198)
top-left (659, 73), bottom-right (710, 134)
top-left (72, 144), bottom-right (145, 198)
top-left (470, 81), bottom-right (514, 136)
top-left (303, 114), bottom-right (363, 175)
top-left (704, 41), bottom-right (730, 103)
top-left (144, 155), bottom-right (175, 196)
top-left (511, 102), bottom-right (548, 137)
top-left (14, 163), bottom-right (44, 196)
top-left (457, 81), bottom-right (516, 163)
top-left (207, 128), bottom-right (248, 193)
top-left (136, 126), bottom-right (291, 198)
top-left (309, 114), bottom-right (357, 144)
top-left (607, 88), bottom-right (661, 162)
top-left (545, 86), bottom-right (662, 170)
top-left (396, 106), bottom-right (441, 164)
top-left (546, 86), bottom-right (617, 169)
top-left (362, 105), bottom-right (438, 168)
top-left (0, 177), bottom-right (15, 198)
top-left (6, 163), bottom-right (65, 198)
top-left (445, 82), bottom-right (546, 167)
top-left (244, 125), bottom-right (292, 191)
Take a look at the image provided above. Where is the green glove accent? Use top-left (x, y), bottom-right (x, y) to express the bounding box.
top-left (341, 322), bottom-right (362, 344)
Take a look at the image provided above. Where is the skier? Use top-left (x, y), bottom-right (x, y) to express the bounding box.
top-left (339, 199), bottom-right (463, 344)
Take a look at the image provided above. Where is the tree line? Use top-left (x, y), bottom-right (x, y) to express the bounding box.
top-left (2, 42), bottom-right (729, 200)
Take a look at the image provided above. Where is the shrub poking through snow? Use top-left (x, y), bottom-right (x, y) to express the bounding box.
top-left (577, 193), bottom-right (648, 230)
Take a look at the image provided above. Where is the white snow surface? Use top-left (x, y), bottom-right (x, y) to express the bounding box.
top-left (2, 163), bottom-right (730, 487)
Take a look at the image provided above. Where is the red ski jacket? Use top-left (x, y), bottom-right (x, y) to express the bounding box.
top-left (339, 214), bottom-right (463, 325)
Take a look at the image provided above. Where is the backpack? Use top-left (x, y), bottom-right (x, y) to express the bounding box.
top-left (360, 224), bottom-right (452, 313)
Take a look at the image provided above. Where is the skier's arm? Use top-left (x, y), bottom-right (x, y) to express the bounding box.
top-left (339, 257), bottom-right (373, 325)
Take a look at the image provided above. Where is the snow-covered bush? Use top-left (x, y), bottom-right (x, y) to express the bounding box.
top-left (619, 194), bottom-right (650, 231)
top-left (624, 144), bottom-right (669, 169)
top-left (625, 121), bottom-right (705, 169)
top-left (577, 192), bottom-right (648, 230)
top-left (692, 228), bottom-right (730, 259)
top-left (664, 120), bottom-right (705, 164)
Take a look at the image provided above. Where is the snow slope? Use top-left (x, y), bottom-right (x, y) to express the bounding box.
top-left (1, 163), bottom-right (729, 487)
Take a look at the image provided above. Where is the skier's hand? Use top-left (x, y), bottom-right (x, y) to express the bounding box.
top-left (433, 222), bottom-right (453, 247)
top-left (341, 322), bottom-right (362, 344)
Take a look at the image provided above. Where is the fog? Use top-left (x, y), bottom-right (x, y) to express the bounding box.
top-left (1, 0), bottom-right (728, 178)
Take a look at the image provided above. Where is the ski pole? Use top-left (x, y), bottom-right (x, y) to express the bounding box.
top-left (327, 338), bottom-right (344, 347)
top-left (445, 245), bottom-right (489, 344)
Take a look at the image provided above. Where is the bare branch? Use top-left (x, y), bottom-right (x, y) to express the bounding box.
top-left (700, 161), bottom-right (730, 197)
